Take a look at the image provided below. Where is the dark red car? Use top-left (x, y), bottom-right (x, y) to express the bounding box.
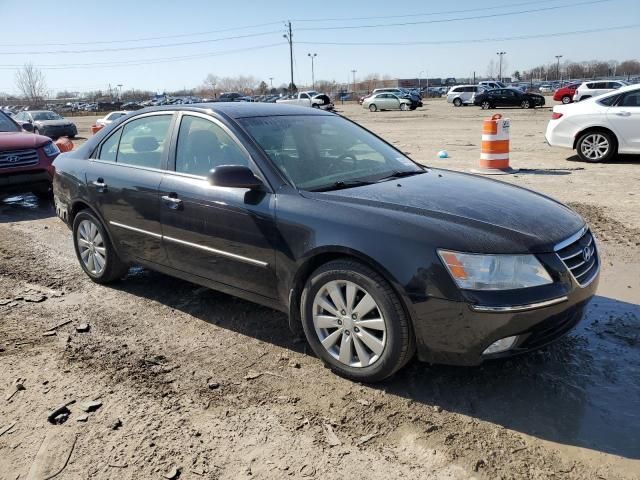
top-left (553, 82), bottom-right (581, 104)
top-left (0, 111), bottom-right (60, 198)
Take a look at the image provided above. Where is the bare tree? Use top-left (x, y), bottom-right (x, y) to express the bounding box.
top-left (486, 59), bottom-right (496, 79)
top-left (203, 74), bottom-right (219, 96)
top-left (15, 63), bottom-right (48, 103)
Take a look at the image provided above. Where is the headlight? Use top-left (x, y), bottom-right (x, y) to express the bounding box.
top-left (43, 141), bottom-right (60, 157)
top-left (437, 250), bottom-right (552, 290)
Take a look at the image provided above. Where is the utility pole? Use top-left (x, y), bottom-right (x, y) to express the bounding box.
top-left (269, 77), bottom-right (273, 89)
top-left (308, 53), bottom-right (317, 90)
top-left (496, 51), bottom-right (506, 82)
top-left (555, 55), bottom-right (563, 81)
top-left (351, 69), bottom-right (357, 97)
top-left (418, 70), bottom-right (424, 91)
top-left (283, 22), bottom-right (294, 93)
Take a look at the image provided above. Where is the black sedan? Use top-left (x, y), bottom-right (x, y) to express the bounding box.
top-left (12, 110), bottom-right (78, 138)
top-left (52, 104), bottom-right (598, 382)
top-left (473, 88), bottom-right (545, 109)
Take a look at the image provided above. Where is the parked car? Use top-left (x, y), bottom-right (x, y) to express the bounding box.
top-left (218, 92), bottom-right (253, 102)
top-left (539, 84), bottom-right (554, 93)
top-left (478, 81), bottom-right (506, 90)
top-left (370, 88), bottom-right (422, 109)
top-left (52, 103), bottom-right (599, 382)
top-left (546, 84), bottom-right (640, 162)
top-left (121, 102), bottom-right (144, 111)
top-left (553, 82), bottom-right (581, 104)
top-left (0, 111), bottom-right (60, 198)
top-left (12, 110), bottom-right (78, 139)
top-left (362, 93), bottom-right (412, 111)
top-left (96, 111), bottom-right (131, 127)
top-left (276, 91), bottom-right (334, 110)
top-left (446, 85), bottom-right (483, 107)
top-left (573, 80), bottom-right (627, 102)
top-left (474, 88), bottom-right (545, 109)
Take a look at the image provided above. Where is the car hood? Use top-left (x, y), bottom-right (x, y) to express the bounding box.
top-left (302, 169), bottom-right (584, 254)
top-left (0, 131), bottom-right (51, 150)
top-left (34, 119), bottom-right (74, 127)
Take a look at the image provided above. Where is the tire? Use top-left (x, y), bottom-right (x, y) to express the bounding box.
top-left (400, 103), bottom-right (409, 111)
top-left (576, 130), bottom-right (616, 163)
top-left (561, 95), bottom-right (572, 104)
top-left (481, 101), bottom-right (491, 110)
top-left (72, 210), bottom-right (129, 284)
top-left (453, 98), bottom-right (462, 107)
top-left (521, 99), bottom-right (531, 109)
top-left (369, 104), bottom-right (377, 112)
top-left (300, 259), bottom-right (414, 382)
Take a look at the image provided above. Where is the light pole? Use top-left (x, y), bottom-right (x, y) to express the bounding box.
top-left (269, 77), bottom-right (274, 89)
top-left (351, 69), bottom-right (357, 97)
top-left (555, 55), bottom-right (563, 81)
top-left (418, 70), bottom-right (424, 91)
top-left (496, 51), bottom-right (506, 82)
top-left (117, 84), bottom-right (123, 101)
top-left (308, 53), bottom-right (317, 90)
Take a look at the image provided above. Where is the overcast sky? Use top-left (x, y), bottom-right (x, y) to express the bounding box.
top-left (1, 0), bottom-right (638, 94)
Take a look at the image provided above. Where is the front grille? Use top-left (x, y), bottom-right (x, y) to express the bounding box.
top-left (0, 148), bottom-right (39, 169)
top-left (556, 229), bottom-right (598, 286)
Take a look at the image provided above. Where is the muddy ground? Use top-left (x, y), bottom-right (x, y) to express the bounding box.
top-left (0, 99), bottom-right (638, 479)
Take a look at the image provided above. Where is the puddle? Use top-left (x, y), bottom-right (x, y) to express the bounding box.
top-left (0, 193), bottom-right (54, 220)
top-left (390, 295), bottom-right (640, 459)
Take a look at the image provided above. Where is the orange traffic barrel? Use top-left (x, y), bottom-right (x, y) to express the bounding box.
top-left (90, 124), bottom-right (104, 135)
top-left (55, 136), bottom-right (74, 153)
top-left (471, 114), bottom-right (518, 175)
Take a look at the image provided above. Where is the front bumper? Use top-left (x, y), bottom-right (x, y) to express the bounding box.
top-left (410, 247), bottom-right (599, 366)
top-left (0, 170), bottom-right (52, 193)
top-left (41, 126), bottom-right (77, 138)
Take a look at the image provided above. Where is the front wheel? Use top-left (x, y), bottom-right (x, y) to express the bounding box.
top-left (400, 103), bottom-right (409, 111)
top-left (576, 131), bottom-right (616, 163)
top-left (521, 99), bottom-right (531, 109)
top-left (369, 104), bottom-right (377, 112)
top-left (481, 101), bottom-right (491, 110)
top-left (72, 210), bottom-right (129, 284)
top-left (300, 260), bottom-right (414, 382)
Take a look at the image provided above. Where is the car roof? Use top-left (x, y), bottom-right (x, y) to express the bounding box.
top-left (132, 102), bottom-right (333, 119)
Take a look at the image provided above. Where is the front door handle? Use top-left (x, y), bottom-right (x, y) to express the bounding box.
top-left (615, 111), bottom-right (631, 117)
top-left (92, 178), bottom-right (107, 192)
top-left (161, 193), bottom-right (183, 210)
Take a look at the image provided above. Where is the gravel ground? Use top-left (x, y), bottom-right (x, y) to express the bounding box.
top-left (0, 99), bottom-right (638, 479)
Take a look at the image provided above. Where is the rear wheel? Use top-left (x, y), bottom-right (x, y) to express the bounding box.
top-left (561, 95), bottom-right (572, 104)
top-left (369, 104), bottom-right (377, 112)
top-left (400, 103), bottom-right (409, 111)
top-left (521, 99), bottom-right (531, 109)
top-left (576, 130), bottom-right (616, 163)
top-left (453, 98), bottom-right (462, 107)
top-left (301, 260), bottom-right (414, 382)
top-left (72, 210), bottom-right (129, 283)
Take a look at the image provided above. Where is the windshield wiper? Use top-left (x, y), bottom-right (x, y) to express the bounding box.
top-left (309, 179), bottom-right (376, 192)
top-left (376, 170), bottom-right (425, 182)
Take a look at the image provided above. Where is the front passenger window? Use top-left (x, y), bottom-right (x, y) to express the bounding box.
top-left (175, 115), bottom-right (249, 177)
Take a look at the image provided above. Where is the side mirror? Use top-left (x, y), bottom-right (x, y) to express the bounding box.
top-left (21, 122), bottom-right (33, 132)
top-left (207, 165), bottom-right (263, 190)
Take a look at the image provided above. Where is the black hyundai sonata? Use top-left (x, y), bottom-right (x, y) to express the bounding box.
top-left (52, 103), bottom-right (598, 382)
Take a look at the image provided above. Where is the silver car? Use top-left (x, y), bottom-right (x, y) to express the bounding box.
top-left (446, 85), bottom-right (482, 107)
top-left (363, 93), bottom-right (411, 112)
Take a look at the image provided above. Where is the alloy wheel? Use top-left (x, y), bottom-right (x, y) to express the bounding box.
top-left (312, 280), bottom-right (387, 368)
top-left (76, 219), bottom-right (106, 276)
top-left (562, 96), bottom-right (571, 104)
top-left (580, 133), bottom-right (609, 161)
top-left (481, 101), bottom-right (490, 109)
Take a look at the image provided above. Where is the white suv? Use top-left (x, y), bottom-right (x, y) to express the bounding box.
top-left (446, 85), bottom-right (483, 106)
top-left (573, 80), bottom-right (627, 102)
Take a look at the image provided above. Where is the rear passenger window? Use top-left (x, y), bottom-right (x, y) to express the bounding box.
top-left (116, 115), bottom-right (172, 169)
top-left (175, 115), bottom-right (249, 177)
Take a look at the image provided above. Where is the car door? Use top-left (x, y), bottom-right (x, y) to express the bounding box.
top-left (159, 112), bottom-right (277, 298)
top-left (87, 112), bottom-right (175, 265)
top-left (607, 89), bottom-right (640, 152)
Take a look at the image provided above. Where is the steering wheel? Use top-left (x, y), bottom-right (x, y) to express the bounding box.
top-left (327, 153), bottom-right (357, 173)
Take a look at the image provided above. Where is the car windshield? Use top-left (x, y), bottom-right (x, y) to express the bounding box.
top-left (239, 115), bottom-right (423, 191)
top-left (32, 111), bottom-right (62, 121)
top-left (305, 91), bottom-right (320, 97)
top-left (0, 112), bottom-right (20, 132)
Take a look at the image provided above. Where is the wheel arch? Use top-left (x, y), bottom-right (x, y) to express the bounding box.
top-left (69, 200), bottom-right (125, 260)
top-left (573, 125), bottom-right (618, 150)
top-left (287, 246), bottom-right (414, 337)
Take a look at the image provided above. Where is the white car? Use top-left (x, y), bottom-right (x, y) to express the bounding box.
top-left (573, 80), bottom-right (627, 102)
top-left (446, 85), bottom-right (483, 107)
top-left (539, 84), bottom-right (553, 93)
top-left (96, 111), bottom-right (130, 127)
top-left (546, 84), bottom-right (640, 162)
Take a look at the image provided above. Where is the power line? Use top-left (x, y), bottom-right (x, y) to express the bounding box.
top-left (296, 0), bottom-right (610, 31)
top-left (0, 43), bottom-right (284, 70)
top-left (0, 30), bottom-right (281, 55)
top-left (296, 24), bottom-right (638, 46)
top-left (292, 0), bottom-right (571, 22)
top-left (0, 21), bottom-right (285, 48)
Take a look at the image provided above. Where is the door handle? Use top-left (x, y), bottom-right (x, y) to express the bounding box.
top-left (615, 111), bottom-right (631, 116)
top-left (161, 193), bottom-right (183, 210)
top-left (92, 178), bottom-right (107, 191)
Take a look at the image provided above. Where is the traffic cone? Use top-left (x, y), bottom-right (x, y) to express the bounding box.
top-left (471, 114), bottom-right (518, 174)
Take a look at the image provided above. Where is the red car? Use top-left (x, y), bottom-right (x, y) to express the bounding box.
top-left (553, 82), bottom-right (581, 104)
top-left (1, 111), bottom-right (60, 198)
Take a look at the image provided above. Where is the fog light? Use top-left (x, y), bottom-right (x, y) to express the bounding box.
top-left (483, 336), bottom-right (518, 355)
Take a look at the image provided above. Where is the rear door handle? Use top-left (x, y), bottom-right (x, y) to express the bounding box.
top-left (615, 111), bottom-right (631, 117)
top-left (162, 193), bottom-right (183, 210)
top-left (92, 178), bottom-right (107, 191)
